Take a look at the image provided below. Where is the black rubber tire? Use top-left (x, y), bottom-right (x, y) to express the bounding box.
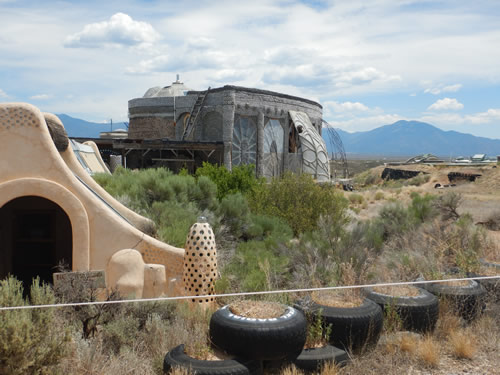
top-left (296, 298), bottom-right (383, 354)
top-left (163, 344), bottom-right (262, 375)
top-left (424, 280), bottom-right (486, 322)
top-left (467, 271), bottom-right (500, 302)
top-left (362, 286), bottom-right (439, 333)
top-left (209, 304), bottom-right (307, 360)
top-left (293, 345), bottom-right (349, 372)
top-left (480, 258), bottom-right (500, 270)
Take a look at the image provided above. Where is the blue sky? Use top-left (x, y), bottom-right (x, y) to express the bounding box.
top-left (1, 0), bottom-right (499, 138)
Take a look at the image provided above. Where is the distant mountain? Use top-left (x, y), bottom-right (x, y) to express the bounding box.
top-left (324, 120), bottom-right (500, 157)
top-left (56, 114), bottom-right (127, 138)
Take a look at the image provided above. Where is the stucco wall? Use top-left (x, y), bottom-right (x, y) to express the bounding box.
top-left (0, 103), bottom-right (185, 295)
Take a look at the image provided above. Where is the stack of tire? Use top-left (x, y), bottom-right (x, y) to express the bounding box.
top-left (295, 296), bottom-right (384, 357)
top-left (422, 279), bottom-right (486, 322)
top-left (468, 259), bottom-right (500, 302)
top-left (362, 286), bottom-right (439, 333)
top-left (163, 302), bottom-right (308, 375)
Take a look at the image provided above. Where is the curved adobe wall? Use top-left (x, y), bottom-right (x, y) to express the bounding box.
top-left (0, 103), bottom-right (185, 295)
top-left (0, 178), bottom-right (90, 271)
top-left (44, 112), bottom-right (155, 235)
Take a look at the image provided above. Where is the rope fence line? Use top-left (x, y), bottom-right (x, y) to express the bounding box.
top-left (0, 275), bottom-right (499, 312)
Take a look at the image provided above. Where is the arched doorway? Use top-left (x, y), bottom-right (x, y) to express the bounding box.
top-left (0, 196), bottom-right (72, 288)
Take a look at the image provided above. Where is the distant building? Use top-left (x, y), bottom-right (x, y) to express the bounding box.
top-left (127, 78), bottom-right (330, 181)
top-left (471, 154), bottom-right (486, 162)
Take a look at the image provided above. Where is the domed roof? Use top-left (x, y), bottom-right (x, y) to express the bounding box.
top-left (143, 76), bottom-right (192, 98)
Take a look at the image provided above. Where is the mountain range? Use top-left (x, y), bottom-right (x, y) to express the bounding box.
top-left (324, 120), bottom-right (500, 157)
top-left (56, 114), bottom-right (127, 138)
top-left (57, 114), bottom-right (499, 157)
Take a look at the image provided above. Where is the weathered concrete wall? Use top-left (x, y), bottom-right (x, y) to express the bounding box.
top-left (127, 86), bottom-right (324, 175)
top-left (128, 117), bottom-right (176, 139)
top-left (128, 95), bottom-right (195, 140)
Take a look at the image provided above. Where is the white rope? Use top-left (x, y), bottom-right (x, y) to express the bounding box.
top-left (0, 275), bottom-right (499, 311)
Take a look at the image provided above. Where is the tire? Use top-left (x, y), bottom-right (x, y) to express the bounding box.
top-left (209, 304), bottom-right (307, 360)
top-left (424, 280), bottom-right (486, 322)
top-left (467, 271), bottom-right (500, 302)
top-left (293, 345), bottom-right (349, 372)
top-left (163, 344), bottom-right (262, 375)
top-left (480, 258), bottom-right (500, 270)
top-left (296, 298), bottom-right (383, 354)
top-left (362, 286), bottom-right (439, 333)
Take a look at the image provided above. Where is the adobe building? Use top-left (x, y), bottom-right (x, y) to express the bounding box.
top-left (127, 78), bottom-right (330, 181)
top-left (0, 103), bottom-right (188, 298)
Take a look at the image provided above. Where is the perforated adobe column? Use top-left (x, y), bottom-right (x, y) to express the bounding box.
top-left (182, 219), bottom-right (217, 308)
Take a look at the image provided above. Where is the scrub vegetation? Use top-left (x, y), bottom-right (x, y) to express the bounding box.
top-left (1, 164), bottom-right (499, 374)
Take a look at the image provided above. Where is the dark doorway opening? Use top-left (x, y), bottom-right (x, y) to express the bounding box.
top-left (0, 196), bottom-right (72, 289)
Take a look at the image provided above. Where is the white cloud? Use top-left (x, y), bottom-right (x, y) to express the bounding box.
top-left (325, 101), bottom-right (369, 113)
top-left (30, 94), bottom-right (52, 100)
top-left (261, 62), bottom-right (400, 90)
top-left (64, 13), bottom-right (159, 48)
top-left (465, 108), bottom-right (500, 124)
top-left (126, 45), bottom-right (248, 75)
top-left (443, 84), bottom-right (463, 93)
top-left (324, 113), bottom-right (405, 132)
top-left (424, 83), bottom-right (462, 95)
top-left (0, 89), bottom-right (8, 98)
top-left (420, 108), bottom-right (500, 127)
top-left (428, 98), bottom-right (464, 111)
top-left (126, 55), bottom-right (170, 74)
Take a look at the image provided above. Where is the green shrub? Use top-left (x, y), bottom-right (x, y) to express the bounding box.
top-left (347, 220), bottom-right (385, 253)
top-left (101, 314), bottom-right (140, 354)
top-left (246, 214), bottom-right (293, 241)
top-left (433, 192), bottom-right (462, 221)
top-left (305, 310), bottom-right (332, 347)
top-left (382, 179), bottom-right (404, 189)
top-left (0, 276), bottom-right (70, 375)
top-left (249, 172), bottom-right (349, 235)
top-left (222, 239), bottom-right (289, 292)
top-left (406, 173), bottom-right (430, 186)
top-left (195, 162), bottom-right (262, 200)
top-left (409, 193), bottom-right (437, 223)
top-left (151, 201), bottom-right (200, 247)
top-left (451, 215), bottom-right (483, 273)
top-left (353, 170), bottom-right (378, 186)
top-left (376, 202), bottom-right (414, 238)
top-left (94, 168), bottom-right (218, 211)
top-left (348, 193), bottom-right (364, 205)
top-left (193, 175), bottom-right (218, 211)
top-left (374, 191), bottom-right (385, 200)
top-left (219, 193), bottom-right (250, 236)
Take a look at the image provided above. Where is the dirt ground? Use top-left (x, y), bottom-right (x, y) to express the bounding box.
top-left (347, 163), bottom-right (500, 225)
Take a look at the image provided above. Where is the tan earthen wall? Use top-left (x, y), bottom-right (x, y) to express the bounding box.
top-left (0, 103), bottom-right (185, 296)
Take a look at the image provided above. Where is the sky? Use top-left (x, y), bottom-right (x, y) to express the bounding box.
top-left (1, 0), bottom-right (499, 139)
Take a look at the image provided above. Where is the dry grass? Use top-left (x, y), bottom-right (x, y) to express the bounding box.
top-left (441, 279), bottom-right (471, 287)
top-left (320, 361), bottom-right (341, 375)
top-left (373, 285), bottom-right (421, 297)
top-left (281, 365), bottom-right (304, 375)
top-left (170, 366), bottom-right (191, 375)
top-left (311, 290), bottom-right (363, 308)
top-left (435, 300), bottom-right (461, 338)
top-left (478, 265), bottom-right (500, 276)
top-left (399, 333), bottom-right (419, 354)
top-left (418, 335), bottom-right (440, 367)
top-left (448, 329), bottom-right (477, 359)
top-left (229, 300), bottom-right (285, 318)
